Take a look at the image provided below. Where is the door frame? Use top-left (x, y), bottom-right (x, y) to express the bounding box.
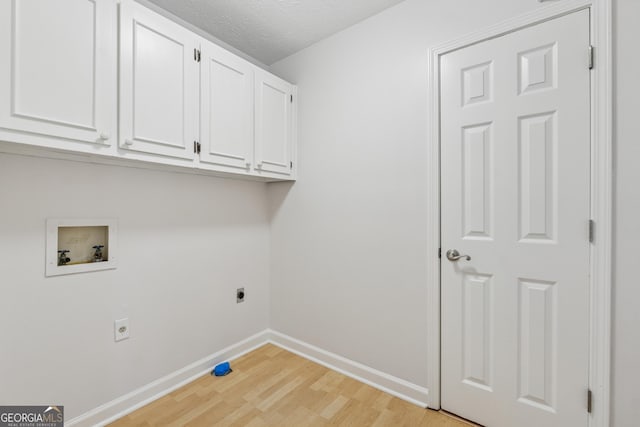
top-left (425, 1), bottom-right (612, 426)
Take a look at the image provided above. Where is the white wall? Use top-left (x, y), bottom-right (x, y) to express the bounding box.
top-left (270, 1), bottom-right (640, 425)
top-left (268, 0), bottom-right (547, 393)
top-left (0, 154), bottom-right (270, 419)
top-left (611, 0), bottom-right (640, 424)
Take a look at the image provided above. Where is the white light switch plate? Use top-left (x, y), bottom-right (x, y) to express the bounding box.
top-left (114, 318), bottom-right (130, 342)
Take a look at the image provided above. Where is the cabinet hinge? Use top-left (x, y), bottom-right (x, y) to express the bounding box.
top-left (589, 219), bottom-right (595, 243)
top-left (587, 389), bottom-right (593, 413)
top-left (290, 161), bottom-right (293, 169)
top-left (194, 141), bottom-right (201, 154)
top-left (588, 45), bottom-right (594, 70)
top-left (290, 94), bottom-right (293, 103)
top-left (438, 248), bottom-right (442, 259)
top-left (194, 48), bottom-right (201, 62)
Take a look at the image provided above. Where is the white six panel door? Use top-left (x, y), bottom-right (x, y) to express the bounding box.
top-left (440, 10), bottom-right (590, 427)
top-left (119, 0), bottom-right (198, 160)
top-left (255, 70), bottom-right (293, 177)
top-left (0, 0), bottom-right (116, 148)
top-left (199, 40), bottom-right (254, 171)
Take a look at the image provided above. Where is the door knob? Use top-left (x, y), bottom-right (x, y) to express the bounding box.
top-left (446, 249), bottom-right (471, 261)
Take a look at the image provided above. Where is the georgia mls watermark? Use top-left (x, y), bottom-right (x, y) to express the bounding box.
top-left (0, 406), bottom-right (63, 427)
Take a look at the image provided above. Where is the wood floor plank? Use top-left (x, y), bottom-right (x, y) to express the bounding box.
top-left (109, 344), bottom-right (476, 426)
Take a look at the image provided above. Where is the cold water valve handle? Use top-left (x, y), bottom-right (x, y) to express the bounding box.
top-left (92, 245), bottom-right (105, 262)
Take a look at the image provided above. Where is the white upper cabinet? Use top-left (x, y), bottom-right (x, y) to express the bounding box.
top-left (0, 0), bottom-right (296, 181)
top-left (0, 0), bottom-right (116, 152)
top-left (254, 70), bottom-right (295, 177)
top-left (199, 40), bottom-right (254, 172)
top-left (119, 0), bottom-right (198, 161)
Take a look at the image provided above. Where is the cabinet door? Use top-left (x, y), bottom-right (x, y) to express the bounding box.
top-left (254, 70), bottom-right (294, 177)
top-left (119, 0), bottom-right (198, 160)
top-left (199, 41), bottom-right (253, 171)
top-left (0, 0), bottom-right (116, 149)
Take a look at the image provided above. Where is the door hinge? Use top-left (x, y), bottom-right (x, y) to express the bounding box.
top-left (587, 389), bottom-right (593, 413)
top-left (588, 45), bottom-right (594, 70)
top-left (194, 48), bottom-right (201, 62)
top-left (589, 219), bottom-right (595, 243)
top-left (194, 141), bottom-right (201, 154)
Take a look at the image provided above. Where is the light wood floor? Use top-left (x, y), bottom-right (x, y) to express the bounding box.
top-left (109, 344), bottom-right (474, 426)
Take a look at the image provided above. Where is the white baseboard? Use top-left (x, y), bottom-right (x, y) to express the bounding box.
top-left (66, 330), bottom-right (271, 427)
top-left (67, 328), bottom-right (430, 426)
top-left (266, 329), bottom-right (430, 408)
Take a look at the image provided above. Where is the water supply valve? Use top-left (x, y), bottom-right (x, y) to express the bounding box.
top-left (58, 250), bottom-right (71, 266)
top-left (92, 245), bottom-right (104, 262)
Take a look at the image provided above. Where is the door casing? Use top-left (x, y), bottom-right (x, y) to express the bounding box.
top-left (425, 1), bottom-right (612, 426)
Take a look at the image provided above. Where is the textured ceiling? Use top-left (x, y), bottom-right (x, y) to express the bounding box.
top-left (146, 0), bottom-right (407, 65)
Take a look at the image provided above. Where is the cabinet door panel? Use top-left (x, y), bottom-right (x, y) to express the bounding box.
top-left (0, 0), bottom-right (115, 146)
top-left (199, 41), bottom-right (253, 170)
top-left (119, 0), bottom-right (197, 160)
top-left (255, 71), bottom-right (293, 176)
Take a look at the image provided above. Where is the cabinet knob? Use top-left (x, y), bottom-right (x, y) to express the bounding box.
top-left (99, 132), bottom-right (110, 141)
top-left (123, 139), bottom-right (134, 146)
top-left (245, 162), bottom-right (251, 168)
top-left (255, 162), bottom-right (262, 169)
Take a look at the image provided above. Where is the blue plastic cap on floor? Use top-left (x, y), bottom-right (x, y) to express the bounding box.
top-left (212, 361), bottom-right (232, 376)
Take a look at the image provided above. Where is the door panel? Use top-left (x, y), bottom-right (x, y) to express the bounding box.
top-left (134, 23), bottom-right (185, 146)
top-left (440, 10), bottom-right (590, 427)
top-left (119, 0), bottom-right (197, 160)
top-left (199, 40), bottom-right (253, 170)
top-left (462, 273), bottom-right (493, 391)
top-left (519, 112), bottom-right (556, 242)
top-left (0, 0), bottom-right (115, 145)
top-left (255, 70), bottom-right (293, 176)
top-left (462, 122), bottom-right (492, 239)
top-left (517, 277), bottom-right (556, 411)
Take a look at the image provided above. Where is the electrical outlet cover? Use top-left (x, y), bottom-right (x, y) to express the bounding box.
top-left (114, 318), bottom-right (130, 342)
